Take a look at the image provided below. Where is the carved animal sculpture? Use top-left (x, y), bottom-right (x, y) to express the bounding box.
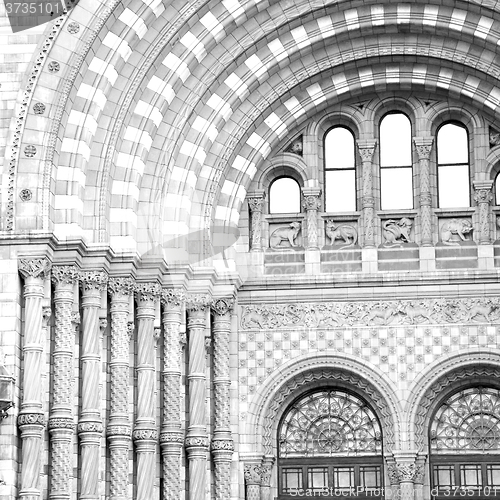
top-left (440, 219), bottom-right (473, 245)
top-left (325, 221), bottom-right (358, 249)
top-left (383, 218), bottom-right (413, 247)
top-left (404, 305), bottom-right (432, 324)
top-left (363, 305), bottom-right (398, 325)
top-left (467, 304), bottom-right (498, 322)
top-left (270, 222), bottom-right (301, 248)
top-left (240, 310), bottom-right (264, 329)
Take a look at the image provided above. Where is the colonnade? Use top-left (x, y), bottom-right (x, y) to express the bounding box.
top-left (16, 257), bottom-right (235, 500)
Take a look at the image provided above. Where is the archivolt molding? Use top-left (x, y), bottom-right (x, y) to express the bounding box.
top-left (406, 351), bottom-right (500, 452)
top-left (246, 354), bottom-right (401, 456)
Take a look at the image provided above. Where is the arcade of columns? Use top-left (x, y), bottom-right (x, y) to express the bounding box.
top-left (15, 255), bottom-right (434, 500)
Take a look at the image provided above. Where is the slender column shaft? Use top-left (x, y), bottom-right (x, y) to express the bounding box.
top-left (133, 283), bottom-right (161, 500)
top-left (414, 138), bottom-right (434, 246)
top-left (248, 191), bottom-right (266, 251)
top-left (473, 181), bottom-right (494, 244)
top-left (107, 277), bottom-right (135, 500)
top-left (49, 265), bottom-right (79, 500)
top-left (78, 271), bottom-right (108, 499)
top-left (357, 141), bottom-right (377, 248)
top-left (211, 298), bottom-right (235, 500)
top-left (160, 289), bottom-right (186, 500)
top-left (18, 258), bottom-right (51, 500)
top-left (185, 294), bottom-right (211, 500)
top-left (302, 189), bottom-right (321, 249)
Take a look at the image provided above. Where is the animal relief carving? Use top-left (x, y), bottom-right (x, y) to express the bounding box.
top-left (325, 220), bottom-right (358, 248)
top-left (440, 219), bottom-right (473, 245)
top-left (383, 218), bottom-right (413, 247)
top-left (270, 222), bottom-right (301, 249)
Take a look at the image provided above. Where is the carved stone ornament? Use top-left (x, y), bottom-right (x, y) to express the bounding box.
top-left (440, 219), bottom-right (473, 245)
top-left (135, 282), bottom-right (161, 302)
top-left (260, 465), bottom-right (272, 486)
top-left (270, 222), bottom-right (301, 249)
top-left (185, 294), bottom-right (212, 312)
top-left (77, 422), bottom-right (104, 434)
top-left (179, 333), bottom-right (187, 347)
top-left (80, 270), bottom-right (108, 292)
top-left (42, 306), bottom-right (52, 326)
top-left (48, 417), bottom-right (75, 430)
top-left (474, 189), bottom-right (493, 205)
top-left (415, 144), bottom-right (432, 160)
top-left (127, 321), bottom-right (134, 340)
top-left (325, 221), bottom-right (358, 248)
top-left (184, 436), bottom-right (210, 449)
top-left (284, 135), bottom-right (303, 156)
top-left (33, 102), bottom-right (46, 115)
top-left (159, 431), bottom-right (184, 444)
top-left (106, 425), bottom-right (131, 437)
top-left (205, 337), bottom-right (212, 351)
top-left (211, 438), bottom-right (235, 451)
top-left (48, 61), bottom-right (60, 72)
top-left (161, 288), bottom-right (186, 307)
top-left (99, 318), bottom-right (107, 332)
top-left (18, 412), bottom-right (45, 427)
top-left (211, 297), bottom-right (235, 316)
top-left (71, 312), bottom-right (80, 328)
top-left (19, 257), bottom-right (51, 279)
top-left (67, 22), bottom-right (80, 34)
top-left (132, 428), bottom-right (158, 441)
top-left (240, 296), bottom-right (500, 329)
top-left (244, 464), bottom-right (262, 485)
top-left (393, 463), bottom-right (423, 483)
top-left (386, 464), bottom-right (399, 485)
top-left (19, 189), bottom-right (32, 201)
top-left (108, 276), bottom-right (135, 296)
top-left (24, 145), bottom-right (37, 157)
top-left (248, 196), bottom-right (265, 212)
top-left (490, 127), bottom-right (500, 147)
top-left (383, 218), bottom-right (413, 247)
top-left (154, 327), bottom-right (161, 348)
top-left (358, 147), bottom-right (375, 162)
top-left (51, 265), bottom-right (79, 285)
top-left (303, 195), bottom-right (321, 211)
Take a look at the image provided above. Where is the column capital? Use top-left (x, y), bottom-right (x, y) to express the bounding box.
top-left (18, 257), bottom-right (51, 280)
top-left (413, 136), bottom-right (434, 159)
top-left (135, 282), bottom-right (161, 303)
top-left (79, 270), bottom-right (108, 293)
top-left (51, 265), bottom-right (80, 285)
top-left (244, 463), bottom-right (262, 485)
top-left (161, 288), bottom-right (186, 307)
top-left (186, 293), bottom-right (212, 312)
top-left (302, 189), bottom-right (322, 211)
top-left (247, 190), bottom-right (266, 212)
top-left (108, 276), bottom-right (135, 297)
top-left (357, 139), bottom-right (377, 161)
top-left (473, 180), bottom-right (494, 204)
top-left (211, 297), bottom-right (235, 316)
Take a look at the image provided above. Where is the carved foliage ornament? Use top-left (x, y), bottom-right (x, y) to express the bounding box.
top-left (80, 270), bottom-right (108, 292)
top-left (161, 288), bottom-right (186, 307)
top-left (474, 189), bottom-right (493, 204)
top-left (132, 429), bottom-right (158, 441)
top-left (248, 196), bottom-right (265, 212)
top-left (240, 296), bottom-right (500, 329)
top-left (108, 276), bottom-right (135, 296)
top-left (19, 257), bottom-right (51, 279)
top-left (211, 297), bottom-right (235, 316)
top-left (135, 282), bottom-right (161, 302)
top-left (18, 412), bottom-right (45, 427)
top-left (211, 438), bottom-right (235, 451)
top-left (303, 195), bottom-right (321, 211)
top-left (19, 189), bottom-right (32, 201)
top-left (185, 294), bottom-right (212, 312)
top-left (244, 464), bottom-right (263, 485)
top-left (51, 265), bottom-right (79, 285)
top-left (358, 147), bottom-right (375, 162)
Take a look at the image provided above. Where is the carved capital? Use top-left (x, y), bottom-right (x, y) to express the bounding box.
top-left (161, 288), bottom-right (186, 307)
top-left (108, 276), bottom-right (135, 297)
top-left (211, 297), bottom-right (235, 316)
top-left (388, 462), bottom-right (423, 483)
top-left (51, 265), bottom-right (79, 285)
top-left (357, 140), bottom-right (377, 162)
top-left (260, 464), bottom-right (273, 486)
top-left (79, 270), bottom-right (108, 292)
top-left (248, 196), bottom-right (265, 213)
top-left (19, 257), bottom-right (51, 280)
top-left (302, 194), bottom-right (321, 211)
top-left (414, 137), bottom-right (434, 160)
top-left (474, 188), bottom-right (493, 205)
top-left (186, 294), bottom-right (212, 312)
top-left (18, 412), bottom-right (45, 428)
top-left (244, 464), bottom-right (262, 485)
top-left (135, 282), bottom-right (161, 303)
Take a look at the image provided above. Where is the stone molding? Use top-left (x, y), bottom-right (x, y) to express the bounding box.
top-left (106, 425), bottom-right (131, 438)
top-left (132, 428), bottom-right (159, 441)
top-left (77, 422), bottom-right (104, 434)
top-left (211, 438), bottom-right (235, 451)
top-left (240, 296), bottom-right (500, 329)
top-left (160, 431), bottom-right (184, 444)
top-left (18, 412), bottom-right (45, 427)
top-left (48, 417), bottom-right (75, 431)
top-left (19, 257), bottom-right (51, 279)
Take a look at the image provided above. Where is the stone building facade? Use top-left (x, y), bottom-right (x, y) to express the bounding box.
top-left (2, 0), bottom-right (500, 499)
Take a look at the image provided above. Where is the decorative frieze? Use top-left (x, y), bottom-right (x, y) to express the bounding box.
top-left (240, 296), bottom-right (500, 329)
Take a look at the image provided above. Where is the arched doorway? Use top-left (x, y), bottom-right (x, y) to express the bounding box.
top-left (277, 388), bottom-right (384, 498)
top-left (429, 386), bottom-right (500, 500)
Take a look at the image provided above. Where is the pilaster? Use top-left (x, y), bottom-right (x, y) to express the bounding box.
top-left (248, 190), bottom-right (266, 251)
top-left (473, 180), bottom-right (494, 244)
top-left (414, 137), bottom-right (434, 246)
top-left (357, 140), bottom-right (377, 248)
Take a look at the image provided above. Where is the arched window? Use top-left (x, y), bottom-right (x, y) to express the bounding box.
top-left (278, 389), bottom-right (383, 498)
top-left (430, 387), bottom-right (500, 500)
top-left (437, 122), bottom-right (470, 208)
top-left (269, 177), bottom-right (301, 214)
top-left (495, 173), bottom-right (500, 206)
top-left (325, 127), bottom-right (356, 212)
top-left (380, 113), bottom-right (413, 210)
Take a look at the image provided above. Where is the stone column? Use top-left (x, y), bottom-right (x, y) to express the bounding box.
top-left (302, 188), bottom-right (322, 249)
top-left (414, 137), bottom-right (434, 246)
top-left (243, 463), bottom-right (262, 500)
top-left (185, 294), bottom-right (211, 500)
top-left (78, 271), bottom-right (108, 499)
top-left (159, 288), bottom-right (186, 500)
top-left (357, 140), bottom-right (377, 247)
top-left (49, 265), bottom-right (80, 500)
top-left (260, 456), bottom-right (275, 500)
top-left (107, 277), bottom-right (135, 500)
top-left (211, 297), bottom-right (235, 500)
top-left (473, 181), bottom-right (494, 244)
top-left (248, 190), bottom-right (266, 251)
top-left (18, 257), bottom-right (51, 500)
top-left (133, 283), bottom-right (161, 500)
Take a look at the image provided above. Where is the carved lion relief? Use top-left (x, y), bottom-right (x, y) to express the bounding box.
top-left (325, 220), bottom-right (358, 248)
top-left (269, 222), bottom-right (301, 249)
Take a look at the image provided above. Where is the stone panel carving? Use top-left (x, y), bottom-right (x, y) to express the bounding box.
top-left (383, 218), bottom-right (413, 246)
top-left (240, 297), bottom-right (500, 329)
top-left (440, 219), bottom-right (473, 245)
top-left (269, 222), bottom-right (301, 248)
top-left (19, 257), bottom-right (51, 279)
top-left (325, 221), bottom-right (358, 248)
